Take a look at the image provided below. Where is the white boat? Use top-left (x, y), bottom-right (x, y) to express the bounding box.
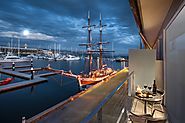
top-left (56, 55), bottom-right (66, 60)
top-left (26, 54), bottom-right (38, 59)
top-left (115, 57), bottom-right (127, 62)
top-left (2, 52), bottom-right (29, 62)
top-left (64, 55), bottom-right (80, 61)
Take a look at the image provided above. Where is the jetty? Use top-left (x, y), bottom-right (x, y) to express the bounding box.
top-left (18, 68), bottom-right (44, 73)
top-left (0, 69), bottom-right (31, 80)
top-left (0, 77), bottom-right (47, 93)
top-left (3, 65), bottom-right (32, 69)
top-left (25, 68), bottom-right (130, 123)
top-left (0, 63), bottom-right (65, 94)
top-left (44, 68), bottom-right (78, 78)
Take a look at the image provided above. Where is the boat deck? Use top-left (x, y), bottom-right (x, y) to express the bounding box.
top-left (25, 69), bottom-right (129, 123)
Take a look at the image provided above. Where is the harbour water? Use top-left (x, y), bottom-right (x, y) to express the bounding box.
top-left (0, 59), bottom-right (123, 123)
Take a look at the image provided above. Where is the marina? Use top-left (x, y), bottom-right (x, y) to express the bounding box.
top-left (25, 68), bottom-right (129, 123)
top-left (0, 59), bottom-right (123, 123)
top-left (1, 0), bottom-right (184, 123)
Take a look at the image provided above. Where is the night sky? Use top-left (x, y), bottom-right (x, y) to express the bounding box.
top-left (0, 0), bottom-right (140, 55)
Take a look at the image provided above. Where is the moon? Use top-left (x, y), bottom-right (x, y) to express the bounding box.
top-left (23, 29), bottom-right (30, 36)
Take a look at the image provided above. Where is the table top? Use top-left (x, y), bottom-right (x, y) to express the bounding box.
top-left (135, 90), bottom-right (162, 102)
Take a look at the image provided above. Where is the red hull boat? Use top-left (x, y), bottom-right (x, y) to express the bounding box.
top-left (0, 78), bottom-right (14, 86)
top-left (77, 67), bottom-right (117, 86)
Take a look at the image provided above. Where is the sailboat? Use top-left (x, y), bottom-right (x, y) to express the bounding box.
top-left (3, 52), bottom-right (28, 62)
top-left (77, 12), bottom-right (117, 87)
top-left (45, 12), bottom-right (117, 88)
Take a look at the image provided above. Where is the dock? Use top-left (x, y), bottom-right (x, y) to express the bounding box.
top-left (0, 77), bottom-right (47, 93)
top-left (19, 68), bottom-right (44, 73)
top-left (0, 66), bottom-right (60, 93)
top-left (35, 72), bottom-right (59, 78)
top-left (2, 65), bottom-right (32, 69)
top-left (44, 68), bottom-right (77, 78)
top-left (25, 69), bottom-right (129, 123)
top-left (0, 69), bottom-right (31, 80)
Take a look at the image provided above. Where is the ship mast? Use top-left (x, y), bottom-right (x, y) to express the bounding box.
top-left (99, 13), bottom-right (103, 69)
top-left (98, 13), bottom-right (109, 69)
top-left (81, 11), bottom-right (95, 72)
top-left (88, 11), bottom-right (92, 72)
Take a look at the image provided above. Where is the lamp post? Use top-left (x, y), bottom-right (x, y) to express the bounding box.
top-left (18, 38), bottom-right (20, 57)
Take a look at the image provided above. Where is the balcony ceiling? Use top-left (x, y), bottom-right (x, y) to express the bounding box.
top-left (131, 0), bottom-right (173, 48)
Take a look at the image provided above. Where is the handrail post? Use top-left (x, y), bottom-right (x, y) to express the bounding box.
top-left (97, 108), bottom-right (102, 123)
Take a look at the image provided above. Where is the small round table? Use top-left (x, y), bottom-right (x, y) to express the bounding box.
top-left (135, 93), bottom-right (162, 114)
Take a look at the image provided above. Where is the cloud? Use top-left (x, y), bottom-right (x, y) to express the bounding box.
top-left (0, 31), bottom-right (57, 41)
top-left (0, 0), bottom-right (140, 54)
top-left (118, 35), bottom-right (140, 44)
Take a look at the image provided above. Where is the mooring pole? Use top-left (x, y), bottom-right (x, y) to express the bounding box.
top-left (22, 117), bottom-right (26, 123)
top-left (12, 62), bottom-right (15, 71)
top-left (30, 59), bottom-right (34, 79)
top-left (31, 67), bottom-right (34, 79)
top-left (30, 59), bottom-right (33, 68)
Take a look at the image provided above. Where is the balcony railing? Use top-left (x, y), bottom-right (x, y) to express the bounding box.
top-left (80, 71), bottom-right (134, 123)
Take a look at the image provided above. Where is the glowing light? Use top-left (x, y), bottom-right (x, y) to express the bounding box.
top-left (23, 29), bottom-right (30, 36)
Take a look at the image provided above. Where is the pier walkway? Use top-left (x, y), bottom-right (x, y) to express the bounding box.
top-left (3, 65), bottom-right (32, 69)
top-left (0, 67), bottom-right (59, 93)
top-left (26, 69), bottom-right (129, 123)
top-left (0, 69), bottom-right (31, 80)
top-left (0, 77), bottom-right (47, 93)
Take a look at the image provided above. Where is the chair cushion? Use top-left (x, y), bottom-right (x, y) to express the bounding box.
top-left (129, 115), bottom-right (147, 123)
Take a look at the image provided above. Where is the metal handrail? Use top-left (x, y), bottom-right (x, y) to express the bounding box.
top-left (80, 71), bottom-right (134, 123)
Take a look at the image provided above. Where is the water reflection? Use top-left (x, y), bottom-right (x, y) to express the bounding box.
top-left (0, 59), bottom-right (122, 123)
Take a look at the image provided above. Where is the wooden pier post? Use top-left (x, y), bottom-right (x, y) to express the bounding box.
top-left (12, 62), bottom-right (15, 71)
top-left (22, 117), bottom-right (26, 123)
top-left (31, 67), bottom-right (34, 79)
top-left (31, 59), bottom-right (34, 79)
top-left (30, 59), bottom-right (33, 68)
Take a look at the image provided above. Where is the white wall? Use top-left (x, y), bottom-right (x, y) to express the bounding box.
top-left (155, 60), bottom-right (164, 90)
top-left (165, 5), bottom-right (185, 123)
top-left (129, 49), bottom-right (156, 91)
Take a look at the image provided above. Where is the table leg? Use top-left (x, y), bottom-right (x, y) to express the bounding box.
top-left (144, 101), bottom-right (147, 114)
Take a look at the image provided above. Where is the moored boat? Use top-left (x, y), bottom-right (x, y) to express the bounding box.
top-left (0, 78), bottom-right (14, 86)
top-left (64, 55), bottom-right (80, 61)
top-left (77, 12), bottom-right (117, 87)
top-left (1, 52), bottom-right (29, 63)
top-left (77, 65), bottom-right (117, 86)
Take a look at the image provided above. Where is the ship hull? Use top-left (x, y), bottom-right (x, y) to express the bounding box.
top-left (77, 70), bottom-right (117, 86)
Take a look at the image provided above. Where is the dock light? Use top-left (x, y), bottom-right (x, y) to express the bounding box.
top-left (12, 62), bottom-right (15, 71)
top-left (30, 59), bottom-right (33, 67)
top-left (31, 67), bottom-right (34, 79)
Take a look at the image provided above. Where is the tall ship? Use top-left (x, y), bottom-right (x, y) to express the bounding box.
top-left (46, 11), bottom-right (117, 88)
top-left (77, 11), bottom-right (117, 87)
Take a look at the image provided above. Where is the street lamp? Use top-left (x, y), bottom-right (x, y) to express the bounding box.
top-left (18, 38), bottom-right (20, 57)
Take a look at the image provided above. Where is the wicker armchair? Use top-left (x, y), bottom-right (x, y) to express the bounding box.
top-left (149, 89), bottom-right (165, 112)
top-left (129, 109), bottom-right (167, 123)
